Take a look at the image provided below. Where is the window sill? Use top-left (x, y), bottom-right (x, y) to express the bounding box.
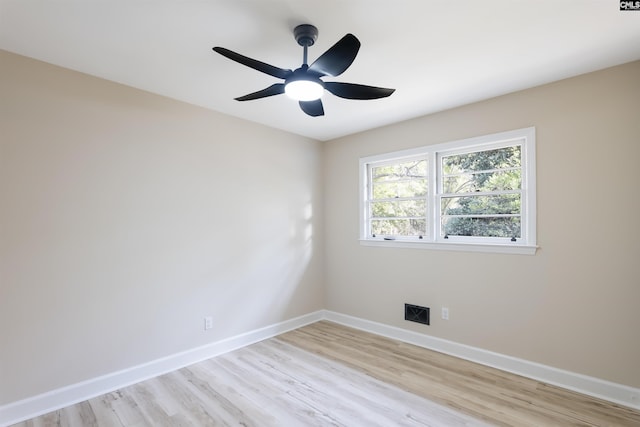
top-left (359, 239), bottom-right (538, 255)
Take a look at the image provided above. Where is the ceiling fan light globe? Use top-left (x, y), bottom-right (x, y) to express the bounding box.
top-left (285, 80), bottom-right (324, 101)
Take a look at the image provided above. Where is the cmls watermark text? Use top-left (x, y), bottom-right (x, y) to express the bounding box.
top-left (620, 1), bottom-right (640, 10)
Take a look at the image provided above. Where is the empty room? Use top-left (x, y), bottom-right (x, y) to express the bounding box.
top-left (1, 1), bottom-right (640, 426)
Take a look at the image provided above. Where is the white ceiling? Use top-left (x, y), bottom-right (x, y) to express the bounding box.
top-left (2, 1), bottom-right (639, 141)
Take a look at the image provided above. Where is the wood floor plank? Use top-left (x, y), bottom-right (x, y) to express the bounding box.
top-left (10, 321), bottom-right (640, 426)
top-left (85, 393), bottom-right (126, 427)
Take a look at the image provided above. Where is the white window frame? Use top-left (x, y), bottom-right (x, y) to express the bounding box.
top-left (359, 127), bottom-right (537, 255)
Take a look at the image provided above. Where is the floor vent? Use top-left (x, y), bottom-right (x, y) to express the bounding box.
top-left (405, 303), bottom-right (430, 325)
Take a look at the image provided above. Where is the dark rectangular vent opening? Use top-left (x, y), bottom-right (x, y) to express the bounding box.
top-left (405, 303), bottom-right (430, 325)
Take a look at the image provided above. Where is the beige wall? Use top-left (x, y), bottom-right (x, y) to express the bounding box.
top-left (0, 50), bottom-right (325, 405)
top-left (324, 60), bottom-right (640, 388)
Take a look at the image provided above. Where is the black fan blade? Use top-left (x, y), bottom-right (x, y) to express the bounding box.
top-left (213, 47), bottom-right (292, 80)
top-left (324, 82), bottom-right (395, 100)
top-left (299, 99), bottom-right (324, 117)
top-left (235, 84), bottom-right (285, 101)
top-left (308, 34), bottom-right (360, 77)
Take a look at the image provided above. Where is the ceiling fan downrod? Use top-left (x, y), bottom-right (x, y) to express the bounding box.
top-left (293, 24), bottom-right (318, 66)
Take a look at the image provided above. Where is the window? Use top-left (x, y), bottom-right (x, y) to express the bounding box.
top-left (360, 127), bottom-right (536, 254)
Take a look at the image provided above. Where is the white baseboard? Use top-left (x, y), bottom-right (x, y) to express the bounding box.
top-left (0, 311), bottom-right (324, 427)
top-left (323, 310), bottom-right (640, 411)
top-left (2, 309), bottom-right (638, 426)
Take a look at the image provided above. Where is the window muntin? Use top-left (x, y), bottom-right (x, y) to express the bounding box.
top-left (359, 127), bottom-right (536, 253)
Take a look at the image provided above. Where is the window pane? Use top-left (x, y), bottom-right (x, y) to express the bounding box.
top-left (442, 194), bottom-right (520, 216)
top-left (372, 199), bottom-right (426, 218)
top-left (442, 170), bottom-right (521, 194)
top-left (372, 179), bottom-right (427, 199)
top-left (372, 219), bottom-right (427, 236)
top-left (442, 216), bottom-right (521, 238)
top-left (372, 159), bottom-right (427, 182)
top-left (440, 143), bottom-right (523, 241)
top-left (442, 146), bottom-right (521, 175)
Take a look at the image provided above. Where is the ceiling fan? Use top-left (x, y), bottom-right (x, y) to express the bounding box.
top-left (213, 24), bottom-right (395, 117)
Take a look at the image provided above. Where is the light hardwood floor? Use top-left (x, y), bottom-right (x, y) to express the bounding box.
top-left (12, 321), bottom-right (640, 426)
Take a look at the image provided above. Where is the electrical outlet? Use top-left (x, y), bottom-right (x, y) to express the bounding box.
top-left (441, 307), bottom-right (449, 320)
top-left (204, 316), bottom-right (213, 330)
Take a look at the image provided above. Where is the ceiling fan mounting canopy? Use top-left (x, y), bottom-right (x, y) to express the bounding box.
top-left (293, 24), bottom-right (318, 47)
top-left (213, 24), bottom-right (395, 117)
